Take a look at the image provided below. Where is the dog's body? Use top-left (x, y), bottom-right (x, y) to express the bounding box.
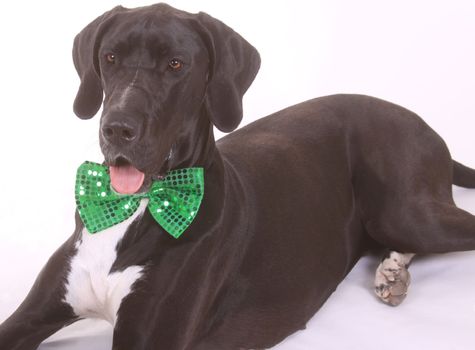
top-left (1, 4), bottom-right (475, 350)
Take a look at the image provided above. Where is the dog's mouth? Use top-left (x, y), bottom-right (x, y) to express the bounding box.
top-left (108, 156), bottom-right (167, 194)
top-left (109, 157), bottom-right (146, 194)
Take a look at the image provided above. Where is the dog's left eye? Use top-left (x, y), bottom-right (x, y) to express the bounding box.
top-left (168, 58), bottom-right (183, 71)
top-left (105, 53), bottom-right (116, 64)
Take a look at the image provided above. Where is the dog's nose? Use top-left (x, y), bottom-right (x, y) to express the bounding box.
top-left (102, 121), bottom-right (138, 144)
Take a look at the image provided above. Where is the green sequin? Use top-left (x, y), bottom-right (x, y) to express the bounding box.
top-left (75, 161), bottom-right (204, 238)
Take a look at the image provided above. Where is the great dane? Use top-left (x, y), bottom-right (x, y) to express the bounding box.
top-left (1, 3), bottom-right (474, 350)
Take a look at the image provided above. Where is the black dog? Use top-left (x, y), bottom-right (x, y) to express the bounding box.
top-left (1, 3), bottom-right (475, 350)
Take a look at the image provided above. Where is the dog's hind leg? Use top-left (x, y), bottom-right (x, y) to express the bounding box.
top-left (367, 200), bottom-right (475, 306)
top-left (361, 156), bottom-right (475, 304)
top-left (374, 251), bottom-right (415, 306)
top-left (368, 200), bottom-right (475, 254)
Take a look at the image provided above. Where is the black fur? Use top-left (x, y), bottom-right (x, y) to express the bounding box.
top-left (1, 3), bottom-right (475, 350)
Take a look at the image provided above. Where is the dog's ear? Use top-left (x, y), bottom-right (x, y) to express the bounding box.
top-left (195, 12), bottom-right (261, 133)
top-left (72, 6), bottom-right (123, 119)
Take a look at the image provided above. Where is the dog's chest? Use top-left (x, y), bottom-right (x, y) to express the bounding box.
top-left (64, 200), bottom-right (148, 324)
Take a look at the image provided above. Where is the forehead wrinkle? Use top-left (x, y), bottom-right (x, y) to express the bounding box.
top-left (105, 14), bottom-right (203, 57)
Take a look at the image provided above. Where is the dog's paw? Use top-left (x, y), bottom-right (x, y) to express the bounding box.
top-left (374, 252), bottom-right (414, 306)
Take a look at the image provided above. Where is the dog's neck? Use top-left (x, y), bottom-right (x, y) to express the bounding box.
top-left (168, 107), bottom-right (240, 238)
top-left (172, 107), bottom-right (218, 172)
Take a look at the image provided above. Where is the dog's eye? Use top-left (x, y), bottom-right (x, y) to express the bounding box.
top-left (105, 53), bottom-right (116, 64)
top-left (168, 58), bottom-right (183, 71)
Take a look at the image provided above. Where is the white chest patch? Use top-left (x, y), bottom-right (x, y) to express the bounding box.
top-left (64, 199), bottom-right (148, 324)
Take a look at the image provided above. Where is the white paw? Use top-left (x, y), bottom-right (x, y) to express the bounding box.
top-left (374, 252), bottom-right (414, 306)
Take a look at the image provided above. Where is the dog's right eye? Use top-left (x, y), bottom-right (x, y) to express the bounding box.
top-left (168, 58), bottom-right (183, 71)
top-left (105, 53), bottom-right (116, 64)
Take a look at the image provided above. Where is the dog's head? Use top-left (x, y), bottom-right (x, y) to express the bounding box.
top-left (73, 3), bottom-right (260, 193)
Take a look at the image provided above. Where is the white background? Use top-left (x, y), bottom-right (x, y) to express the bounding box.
top-left (1, 0), bottom-right (475, 349)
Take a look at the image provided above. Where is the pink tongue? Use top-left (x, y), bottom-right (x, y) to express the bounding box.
top-left (109, 164), bottom-right (145, 194)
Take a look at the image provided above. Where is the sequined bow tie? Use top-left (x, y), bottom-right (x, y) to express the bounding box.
top-left (75, 161), bottom-right (204, 238)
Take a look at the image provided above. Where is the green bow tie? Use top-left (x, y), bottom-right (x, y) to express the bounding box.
top-left (75, 161), bottom-right (204, 238)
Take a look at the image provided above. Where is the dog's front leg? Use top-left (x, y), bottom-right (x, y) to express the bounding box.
top-left (0, 237), bottom-right (79, 350)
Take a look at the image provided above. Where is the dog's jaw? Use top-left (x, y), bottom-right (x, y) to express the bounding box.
top-left (104, 147), bottom-right (174, 194)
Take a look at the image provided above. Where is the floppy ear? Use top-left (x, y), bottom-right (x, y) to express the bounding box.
top-left (72, 6), bottom-right (123, 119)
top-left (196, 12), bottom-right (261, 133)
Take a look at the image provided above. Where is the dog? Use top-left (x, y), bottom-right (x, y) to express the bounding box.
top-left (1, 3), bottom-right (475, 349)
